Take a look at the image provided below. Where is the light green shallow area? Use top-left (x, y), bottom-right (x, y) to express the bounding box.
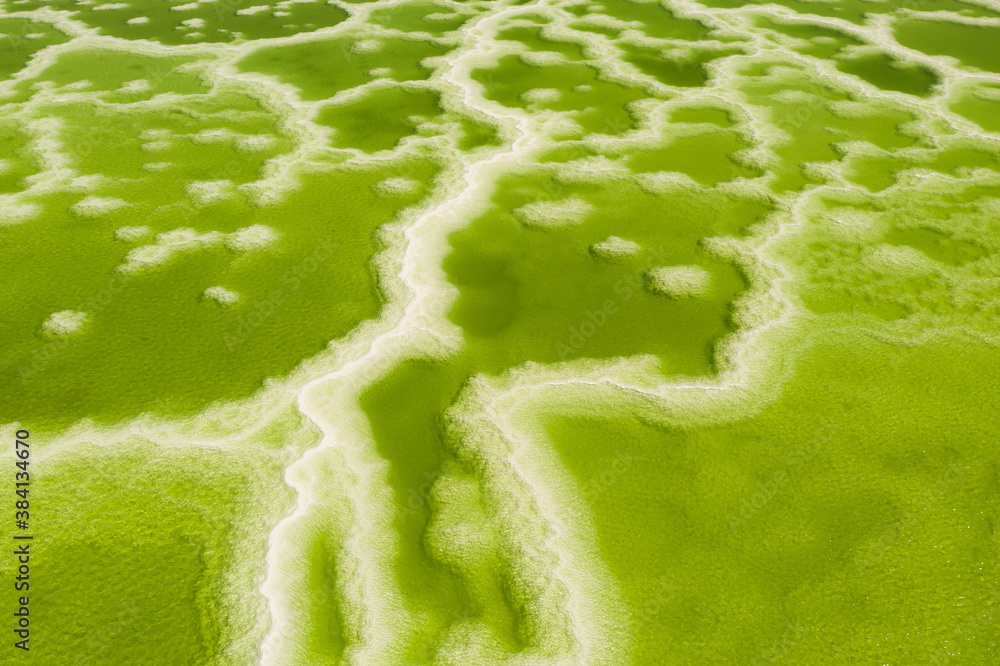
top-left (2, 0), bottom-right (1000, 663)
top-left (0, 434), bottom-right (298, 664)
top-left (546, 332), bottom-right (1000, 663)
top-left (30, 447), bottom-right (290, 664)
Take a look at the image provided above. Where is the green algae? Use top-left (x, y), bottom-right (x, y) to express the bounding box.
top-left (951, 87), bottom-right (1000, 132)
top-left (0, 118), bottom-right (39, 194)
top-left (835, 52), bottom-right (939, 97)
top-left (236, 36), bottom-right (450, 101)
top-left (756, 16), bottom-right (863, 59)
top-left (669, 106), bottom-right (733, 127)
top-left (843, 147), bottom-right (1000, 193)
top-left (700, 0), bottom-right (997, 23)
top-left (4, 0), bottom-right (1000, 662)
top-left (350, 171), bottom-right (773, 657)
top-left (0, 18), bottom-right (69, 78)
top-left (369, 2), bottom-right (472, 34)
top-left (34, 91), bottom-right (289, 190)
top-left (544, 332), bottom-right (1000, 664)
top-left (303, 532), bottom-right (348, 662)
top-left (584, 0), bottom-right (712, 40)
top-left (1, 442), bottom-right (289, 664)
top-left (884, 226), bottom-right (986, 266)
top-left (14, 47), bottom-right (210, 97)
top-left (9, 0), bottom-right (349, 44)
top-left (740, 72), bottom-right (917, 192)
top-left (626, 131), bottom-right (761, 185)
top-left (841, 153), bottom-right (911, 192)
top-left (620, 42), bottom-right (743, 88)
top-left (445, 174), bottom-right (755, 374)
top-left (472, 55), bottom-right (650, 135)
top-left (0, 161), bottom-right (438, 429)
top-left (317, 86), bottom-right (444, 152)
top-left (359, 359), bottom-right (527, 662)
top-left (570, 19), bottom-right (622, 38)
top-left (497, 25), bottom-right (587, 60)
top-left (894, 17), bottom-right (1000, 74)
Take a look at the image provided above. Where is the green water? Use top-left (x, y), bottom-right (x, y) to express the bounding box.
top-left (627, 131), bottom-right (761, 185)
top-left (0, 164), bottom-right (436, 429)
top-left (497, 25), bottom-right (587, 60)
top-left (32, 439), bottom-right (291, 664)
top-left (2, 0), bottom-right (1000, 663)
top-left (236, 36), bottom-right (451, 101)
top-left (317, 87), bottom-right (444, 152)
top-left (669, 106), bottom-right (734, 127)
top-left (757, 17), bottom-right (863, 60)
top-left (472, 55), bottom-right (649, 135)
top-left (951, 87), bottom-right (1000, 131)
top-left (894, 17), bottom-right (1000, 73)
top-left (582, 0), bottom-right (712, 40)
top-left (5, 0), bottom-right (350, 44)
top-left (370, 2), bottom-right (472, 34)
top-left (546, 332), bottom-right (1000, 663)
top-left (835, 53), bottom-right (939, 97)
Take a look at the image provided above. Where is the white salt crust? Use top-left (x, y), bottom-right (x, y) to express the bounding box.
top-left (514, 196), bottom-right (594, 229)
top-left (645, 264), bottom-right (712, 297)
top-left (590, 235), bottom-right (641, 259)
top-left (41, 310), bottom-right (88, 338)
top-left (204, 285), bottom-right (240, 305)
